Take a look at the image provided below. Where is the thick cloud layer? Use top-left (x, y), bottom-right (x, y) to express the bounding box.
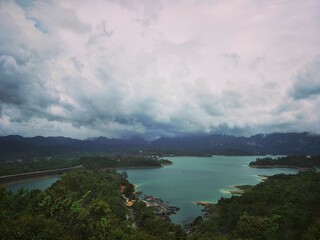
top-left (0, 0), bottom-right (320, 139)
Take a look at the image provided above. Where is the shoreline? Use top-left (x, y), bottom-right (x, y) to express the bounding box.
top-left (249, 164), bottom-right (313, 171)
top-left (219, 184), bottom-right (254, 196)
top-left (257, 175), bottom-right (269, 181)
top-left (1, 174), bottom-right (60, 187)
top-left (194, 201), bottom-right (214, 207)
top-left (115, 165), bottom-right (163, 170)
top-left (228, 185), bottom-right (253, 195)
top-left (229, 186), bottom-right (244, 195)
top-left (1, 164), bottom-right (164, 187)
top-left (0, 165), bottom-right (83, 187)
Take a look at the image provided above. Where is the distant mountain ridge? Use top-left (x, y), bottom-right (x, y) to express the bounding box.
top-left (151, 132), bottom-right (320, 155)
top-left (0, 132), bottom-right (319, 156)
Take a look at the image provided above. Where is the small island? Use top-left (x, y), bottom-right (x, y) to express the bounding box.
top-left (249, 155), bottom-right (320, 170)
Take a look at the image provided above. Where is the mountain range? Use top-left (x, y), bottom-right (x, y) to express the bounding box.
top-left (1, 132), bottom-right (320, 157)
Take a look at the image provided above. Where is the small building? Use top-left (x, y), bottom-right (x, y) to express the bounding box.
top-left (126, 200), bottom-right (135, 207)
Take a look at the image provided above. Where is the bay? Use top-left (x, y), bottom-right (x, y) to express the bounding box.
top-left (6, 176), bottom-right (60, 193)
top-left (119, 156), bottom-right (299, 225)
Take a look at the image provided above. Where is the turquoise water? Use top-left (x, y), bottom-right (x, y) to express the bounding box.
top-left (5, 156), bottom-right (299, 225)
top-left (120, 156), bottom-right (299, 225)
top-left (6, 176), bottom-right (60, 193)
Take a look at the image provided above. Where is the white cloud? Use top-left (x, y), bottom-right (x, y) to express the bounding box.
top-left (290, 56), bottom-right (320, 100)
top-left (0, 0), bottom-right (320, 139)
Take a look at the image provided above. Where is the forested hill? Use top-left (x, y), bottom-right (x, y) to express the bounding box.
top-left (151, 132), bottom-right (320, 155)
top-left (0, 132), bottom-right (319, 158)
top-left (2, 169), bottom-right (319, 239)
top-left (189, 171), bottom-right (320, 240)
top-left (249, 155), bottom-right (320, 169)
top-left (0, 155), bottom-right (172, 176)
top-left (0, 170), bottom-right (185, 239)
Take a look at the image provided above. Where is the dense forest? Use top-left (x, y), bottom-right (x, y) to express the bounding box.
top-left (189, 171), bottom-right (320, 240)
top-left (0, 155), bottom-right (172, 176)
top-left (0, 158), bottom-right (77, 176)
top-left (1, 132), bottom-right (320, 160)
top-left (0, 170), bottom-right (185, 240)
top-left (1, 157), bottom-right (320, 239)
top-left (1, 170), bottom-right (320, 239)
top-left (249, 155), bottom-right (320, 169)
top-left (77, 156), bottom-right (172, 170)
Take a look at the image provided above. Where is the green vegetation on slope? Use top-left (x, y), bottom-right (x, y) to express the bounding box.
top-left (249, 155), bottom-right (320, 169)
top-left (0, 170), bottom-right (185, 240)
top-left (189, 171), bottom-right (320, 240)
top-left (77, 156), bottom-right (172, 170)
top-left (0, 158), bottom-right (77, 176)
top-left (0, 155), bottom-right (172, 176)
top-left (2, 156), bottom-right (320, 240)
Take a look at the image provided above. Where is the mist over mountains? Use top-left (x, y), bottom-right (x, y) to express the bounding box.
top-left (1, 132), bottom-right (319, 156)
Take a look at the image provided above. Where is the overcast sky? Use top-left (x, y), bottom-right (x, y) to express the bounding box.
top-left (0, 0), bottom-right (320, 139)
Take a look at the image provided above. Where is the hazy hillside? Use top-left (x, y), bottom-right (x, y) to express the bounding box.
top-left (0, 132), bottom-right (319, 159)
top-left (151, 132), bottom-right (320, 155)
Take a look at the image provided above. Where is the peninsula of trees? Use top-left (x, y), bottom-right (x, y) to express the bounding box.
top-left (0, 170), bottom-right (185, 239)
top-left (0, 155), bottom-right (172, 177)
top-left (189, 171), bottom-right (320, 240)
top-left (249, 155), bottom-right (320, 169)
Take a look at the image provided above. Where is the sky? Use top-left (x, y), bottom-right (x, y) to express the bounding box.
top-left (0, 0), bottom-right (320, 140)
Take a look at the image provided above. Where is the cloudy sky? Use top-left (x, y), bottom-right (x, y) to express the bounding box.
top-left (0, 0), bottom-right (320, 140)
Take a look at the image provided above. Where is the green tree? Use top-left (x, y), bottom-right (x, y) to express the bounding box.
top-left (303, 217), bottom-right (320, 240)
top-left (234, 214), bottom-right (279, 240)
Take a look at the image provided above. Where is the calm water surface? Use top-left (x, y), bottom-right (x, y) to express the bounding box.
top-left (6, 156), bottom-right (299, 225)
top-left (121, 156), bottom-right (299, 225)
top-left (6, 176), bottom-right (60, 193)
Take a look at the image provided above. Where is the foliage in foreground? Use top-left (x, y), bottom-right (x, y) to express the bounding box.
top-left (0, 170), bottom-right (185, 240)
top-left (1, 168), bottom-right (320, 239)
top-left (189, 171), bottom-right (320, 240)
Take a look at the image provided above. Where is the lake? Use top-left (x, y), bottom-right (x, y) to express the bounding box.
top-left (119, 156), bottom-right (299, 225)
top-left (5, 156), bottom-right (299, 225)
top-left (6, 176), bottom-right (60, 193)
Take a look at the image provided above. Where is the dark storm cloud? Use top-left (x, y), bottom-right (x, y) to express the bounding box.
top-left (0, 0), bottom-right (320, 139)
top-left (290, 57), bottom-right (320, 100)
top-left (0, 56), bottom-right (63, 126)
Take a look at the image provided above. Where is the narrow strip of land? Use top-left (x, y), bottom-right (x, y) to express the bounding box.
top-left (249, 155), bottom-right (320, 170)
top-left (0, 165), bottom-right (84, 185)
